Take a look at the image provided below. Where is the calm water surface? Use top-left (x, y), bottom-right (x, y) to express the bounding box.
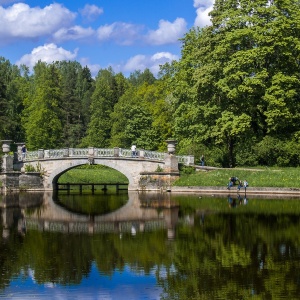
top-left (0, 191), bottom-right (300, 299)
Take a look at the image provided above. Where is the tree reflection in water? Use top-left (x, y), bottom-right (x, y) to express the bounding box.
top-left (0, 191), bottom-right (300, 299)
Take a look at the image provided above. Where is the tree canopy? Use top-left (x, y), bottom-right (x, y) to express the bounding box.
top-left (1, 0), bottom-right (300, 166)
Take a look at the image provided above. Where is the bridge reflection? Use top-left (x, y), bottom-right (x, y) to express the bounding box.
top-left (0, 191), bottom-right (180, 239)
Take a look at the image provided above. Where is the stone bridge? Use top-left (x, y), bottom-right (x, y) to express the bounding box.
top-left (9, 146), bottom-right (194, 191)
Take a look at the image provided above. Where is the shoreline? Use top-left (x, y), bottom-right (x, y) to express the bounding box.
top-left (171, 186), bottom-right (300, 196)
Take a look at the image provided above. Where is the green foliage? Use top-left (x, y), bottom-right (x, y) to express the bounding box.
top-left (81, 68), bottom-right (127, 148)
top-left (24, 164), bottom-right (36, 172)
top-left (1, 0), bottom-right (300, 167)
top-left (253, 137), bottom-right (300, 167)
top-left (155, 165), bottom-right (163, 172)
top-left (110, 81), bottom-right (170, 150)
top-left (22, 62), bottom-right (63, 149)
top-left (166, 0), bottom-right (300, 167)
top-left (179, 164), bottom-right (195, 175)
top-left (24, 162), bottom-right (46, 176)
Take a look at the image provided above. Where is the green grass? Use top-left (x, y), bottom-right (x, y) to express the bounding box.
top-left (174, 167), bottom-right (300, 188)
top-left (58, 165), bottom-right (129, 184)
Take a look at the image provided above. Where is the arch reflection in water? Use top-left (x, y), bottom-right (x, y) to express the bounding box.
top-left (22, 191), bottom-right (179, 237)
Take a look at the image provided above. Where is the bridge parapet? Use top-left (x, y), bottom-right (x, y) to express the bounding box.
top-left (23, 147), bottom-right (193, 165)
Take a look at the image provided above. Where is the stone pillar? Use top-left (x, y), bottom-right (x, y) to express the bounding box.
top-left (187, 155), bottom-right (194, 165)
top-left (164, 154), bottom-right (179, 172)
top-left (16, 142), bottom-right (25, 162)
top-left (114, 147), bottom-right (120, 157)
top-left (38, 149), bottom-right (44, 159)
top-left (88, 147), bottom-right (94, 165)
top-left (63, 148), bottom-right (69, 157)
top-left (1, 140), bottom-right (13, 172)
top-left (139, 149), bottom-right (145, 158)
top-left (164, 206), bottom-right (179, 240)
top-left (88, 147), bottom-right (94, 156)
top-left (2, 155), bottom-right (14, 172)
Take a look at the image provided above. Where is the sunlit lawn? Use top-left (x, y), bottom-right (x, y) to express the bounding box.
top-left (58, 165), bottom-right (128, 184)
top-left (173, 167), bottom-right (300, 188)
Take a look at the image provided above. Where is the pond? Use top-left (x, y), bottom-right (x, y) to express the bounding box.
top-left (0, 191), bottom-right (300, 299)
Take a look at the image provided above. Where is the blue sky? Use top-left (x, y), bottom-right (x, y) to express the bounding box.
top-left (0, 0), bottom-right (214, 76)
top-left (3, 264), bottom-right (166, 299)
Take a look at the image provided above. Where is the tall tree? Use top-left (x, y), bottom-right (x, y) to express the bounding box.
top-left (110, 81), bottom-right (171, 150)
top-left (82, 68), bottom-right (126, 147)
top-left (57, 61), bottom-right (87, 147)
top-left (75, 66), bottom-right (94, 141)
top-left (0, 57), bottom-right (26, 141)
top-left (22, 62), bottom-right (63, 150)
top-left (166, 0), bottom-right (300, 166)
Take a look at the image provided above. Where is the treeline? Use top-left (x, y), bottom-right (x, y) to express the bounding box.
top-left (0, 59), bottom-right (172, 153)
top-left (1, 0), bottom-right (300, 167)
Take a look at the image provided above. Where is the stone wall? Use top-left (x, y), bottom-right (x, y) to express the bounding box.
top-left (1, 172), bottom-right (44, 193)
top-left (1, 172), bottom-right (20, 192)
top-left (19, 172), bottom-right (44, 190)
top-left (139, 172), bottom-right (180, 191)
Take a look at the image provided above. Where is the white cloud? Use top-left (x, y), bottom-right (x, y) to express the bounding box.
top-left (16, 43), bottom-right (78, 69)
top-left (122, 52), bottom-right (179, 75)
top-left (193, 0), bottom-right (214, 27)
top-left (79, 4), bottom-right (103, 22)
top-left (0, 3), bottom-right (75, 44)
top-left (53, 26), bottom-right (95, 42)
top-left (146, 18), bottom-right (187, 45)
top-left (193, 0), bottom-right (214, 8)
top-left (97, 22), bottom-right (142, 45)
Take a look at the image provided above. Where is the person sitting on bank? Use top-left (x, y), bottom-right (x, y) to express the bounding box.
top-left (237, 179), bottom-right (243, 191)
top-left (227, 176), bottom-right (239, 190)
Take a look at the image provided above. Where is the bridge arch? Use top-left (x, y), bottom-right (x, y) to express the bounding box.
top-left (36, 157), bottom-right (170, 190)
top-left (50, 160), bottom-right (131, 188)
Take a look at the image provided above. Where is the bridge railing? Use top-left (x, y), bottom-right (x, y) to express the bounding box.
top-left (23, 147), bottom-right (194, 165)
top-left (25, 150), bottom-right (39, 160)
top-left (69, 148), bottom-right (89, 157)
top-left (95, 148), bottom-right (115, 157)
top-left (45, 149), bottom-right (65, 158)
top-left (143, 150), bottom-right (165, 161)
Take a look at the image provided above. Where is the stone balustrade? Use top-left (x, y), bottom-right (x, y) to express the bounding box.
top-left (21, 147), bottom-right (194, 165)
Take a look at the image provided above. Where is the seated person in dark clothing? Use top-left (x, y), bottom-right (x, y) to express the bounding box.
top-left (227, 176), bottom-right (239, 190)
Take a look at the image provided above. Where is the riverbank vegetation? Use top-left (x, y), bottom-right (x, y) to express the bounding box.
top-left (1, 1), bottom-right (300, 168)
top-left (57, 165), bottom-right (300, 189)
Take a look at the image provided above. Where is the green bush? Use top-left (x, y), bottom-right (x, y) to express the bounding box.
top-left (253, 137), bottom-right (300, 167)
top-left (179, 164), bottom-right (195, 175)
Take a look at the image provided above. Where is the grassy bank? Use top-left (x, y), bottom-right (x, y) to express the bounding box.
top-left (57, 165), bottom-right (300, 188)
top-left (174, 167), bottom-right (300, 188)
